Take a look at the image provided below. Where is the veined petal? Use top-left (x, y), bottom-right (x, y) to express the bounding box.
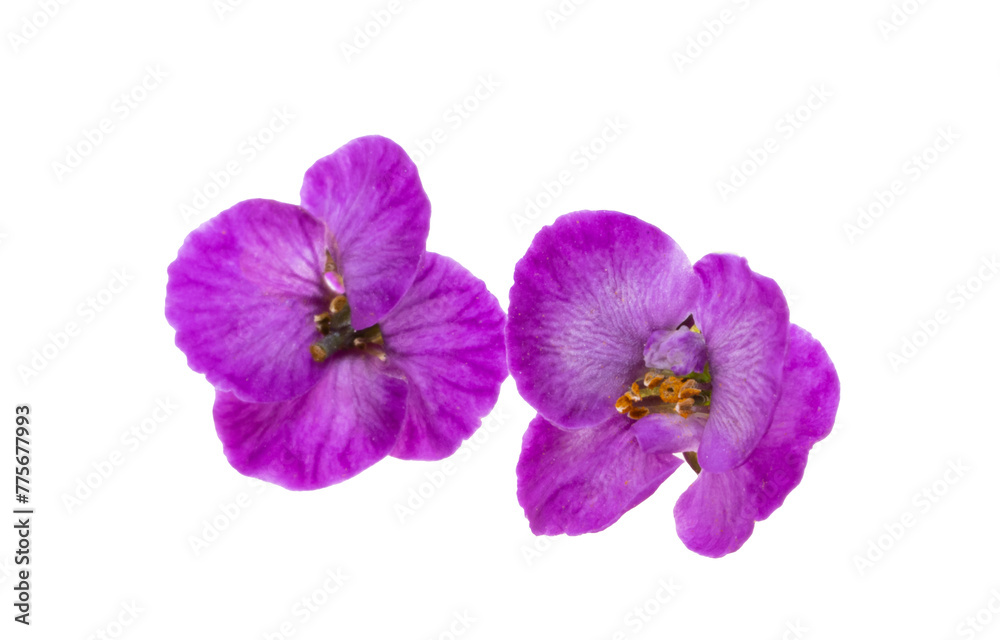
top-left (694, 253), bottom-right (789, 473)
top-left (214, 352), bottom-right (407, 490)
top-left (507, 211), bottom-right (699, 430)
top-left (673, 471), bottom-right (756, 558)
top-left (517, 414), bottom-right (684, 536)
top-left (300, 135), bottom-right (430, 329)
top-left (735, 324), bottom-right (840, 519)
top-left (378, 253), bottom-right (507, 460)
top-left (166, 199), bottom-right (329, 403)
top-left (673, 324), bottom-right (839, 557)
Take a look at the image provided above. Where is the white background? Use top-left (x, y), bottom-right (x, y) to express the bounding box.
top-left (2, 0), bottom-right (999, 638)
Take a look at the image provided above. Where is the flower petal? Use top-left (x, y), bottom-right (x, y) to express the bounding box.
top-left (735, 324), bottom-right (840, 520)
top-left (213, 352), bottom-right (408, 490)
top-left (507, 211), bottom-right (699, 430)
top-left (673, 471), bottom-right (756, 558)
top-left (673, 324), bottom-right (839, 557)
top-left (693, 253), bottom-right (789, 472)
top-left (632, 413), bottom-right (706, 455)
top-left (300, 135), bottom-right (431, 329)
top-left (517, 414), bottom-right (684, 536)
top-left (166, 199), bottom-right (330, 403)
top-left (643, 326), bottom-right (708, 376)
top-left (377, 252), bottom-right (507, 460)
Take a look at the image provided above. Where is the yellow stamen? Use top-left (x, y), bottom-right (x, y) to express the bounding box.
top-left (628, 407), bottom-right (650, 420)
top-left (674, 398), bottom-right (695, 418)
top-left (330, 295), bottom-right (348, 313)
top-left (616, 372), bottom-right (710, 422)
top-left (310, 344), bottom-right (328, 363)
top-left (644, 372), bottom-right (665, 388)
top-left (615, 396), bottom-right (633, 414)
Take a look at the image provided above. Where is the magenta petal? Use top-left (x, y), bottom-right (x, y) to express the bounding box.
top-left (632, 413), bottom-right (706, 455)
top-left (507, 211), bottom-right (699, 430)
top-left (694, 253), bottom-right (790, 473)
top-left (517, 414), bottom-right (684, 536)
top-left (377, 252), bottom-right (507, 460)
top-left (166, 199), bottom-right (329, 403)
top-left (300, 135), bottom-right (431, 329)
top-left (736, 324), bottom-right (840, 519)
top-left (673, 324), bottom-right (839, 557)
top-left (214, 353), bottom-right (407, 490)
top-left (672, 471), bottom-right (756, 558)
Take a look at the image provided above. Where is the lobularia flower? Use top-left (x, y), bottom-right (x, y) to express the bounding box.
top-left (506, 210), bottom-right (839, 557)
top-left (166, 136), bottom-right (506, 490)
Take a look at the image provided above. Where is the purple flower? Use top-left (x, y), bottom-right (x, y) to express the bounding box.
top-left (166, 136), bottom-right (507, 490)
top-left (507, 210), bottom-right (839, 557)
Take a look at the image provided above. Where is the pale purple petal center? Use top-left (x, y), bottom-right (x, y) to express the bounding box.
top-left (632, 413), bottom-right (707, 455)
top-left (643, 326), bottom-right (708, 376)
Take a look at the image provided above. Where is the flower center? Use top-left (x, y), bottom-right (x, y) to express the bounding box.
top-left (615, 369), bottom-right (712, 421)
top-left (620, 321), bottom-right (713, 420)
top-left (309, 254), bottom-right (386, 363)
